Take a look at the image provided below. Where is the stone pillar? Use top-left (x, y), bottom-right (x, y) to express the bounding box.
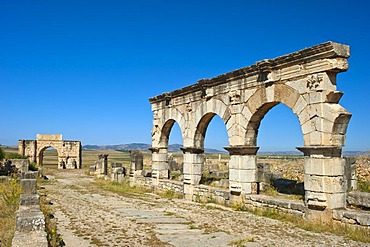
top-left (224, 146), bottom-right (259, 195)
top-left (297, 146), bottom-right (346, 222)
top-left (95, 154), bottom-right (108, 175)
top-left (150, 147), bottom-right (169, 180)
top-left (181, 147), bottom-right (204, 200)
top-left (129, 150), bottom-right (144, 177)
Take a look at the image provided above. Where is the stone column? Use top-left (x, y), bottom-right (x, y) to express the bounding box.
top-left (150, 147), bottom-right (169, 180)
top-left (224, 146), bottom-right (259, 195)
top-left (181, 147), bottom-right (204, 200)
top-left (297, 146), bottom-right (346, 222)
top-left (129, 150), bottom-right (144, 177)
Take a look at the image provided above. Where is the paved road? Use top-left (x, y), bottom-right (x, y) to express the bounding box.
top-left (42, 169), bottom-right (366, 246)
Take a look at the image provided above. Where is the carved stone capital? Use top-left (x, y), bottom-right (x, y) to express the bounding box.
top-left (180, 147), bottom-right (204, 154)
top-left (149, 147), bottom-right (167, 153)
top-left (224, 146), bottom-right (259, 155)
top-left (296, 146), bottom-right (342, 157)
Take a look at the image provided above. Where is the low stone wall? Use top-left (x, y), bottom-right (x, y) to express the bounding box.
top-left (12, 172), bottom-right (47, 247)
top-left (192, 185), bottom-right (230, 205)
top-left (333, 209), bottom-right (370, 229)
top-left (244, 194), bottom-right (305, 218)
top-left (347, 191), bottom-right (370, 209)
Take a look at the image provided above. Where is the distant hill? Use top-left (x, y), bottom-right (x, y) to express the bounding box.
top-left (82, 143), bottom-right (226, 154)
top-left (82, 144), bottom-right (368, 156)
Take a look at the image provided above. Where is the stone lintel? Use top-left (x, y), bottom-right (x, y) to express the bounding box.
top-left (36, 134), bottom-right (62, 141)
top-left (297, 146), bottom-right (342, 157)
top-left (224, 146), bottom-right (259, 155)
top-left (149, 41), bottom-right (350, 103)
top-left (180, 147), bottom-right (204, 154)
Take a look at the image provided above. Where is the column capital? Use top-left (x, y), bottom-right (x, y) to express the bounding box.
top-left (180, 147), bottom-right (204, 154)
top-left (296, 146), bottom-right (342, 157)
top-left (224, 145), bottom-right (259, 155)
top-left (149, 147), bottom-right (167, 153)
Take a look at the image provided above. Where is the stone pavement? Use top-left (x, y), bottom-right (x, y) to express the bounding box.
top-left (41, 169), bottom-right (367, 246)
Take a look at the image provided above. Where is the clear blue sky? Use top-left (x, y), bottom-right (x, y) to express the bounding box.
top-left (1, 0), bottom-right (369, 152)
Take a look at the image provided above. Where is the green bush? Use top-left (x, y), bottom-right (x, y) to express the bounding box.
top-left (5, 153), bottom-right (28, 160)
top-left (357, 178), bottom-right (370, 193)
top-left (0, 146), bottom-right (5, 160)
top-left (29, 162), bottom-right (38, 171)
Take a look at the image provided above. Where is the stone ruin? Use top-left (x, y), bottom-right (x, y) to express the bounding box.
top-left (146, 41), bottom-right (360, 222)
top-left (18, 134), bottom-right (82, 169)
top-left (91, 154), bottom-right (109, 175)
top-left (129, 150), bottom-right (144, 177)
top-left (11, 171), bottom-right (47, 247)
top-left (90, 154), bottom-right (127, 182)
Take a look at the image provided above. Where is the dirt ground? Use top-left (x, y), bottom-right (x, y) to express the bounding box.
top-left (40, 169), bottom-right (367, 247)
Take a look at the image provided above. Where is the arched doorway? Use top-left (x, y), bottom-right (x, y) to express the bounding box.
top-left (195, 113), bottom-right (229, 187)
top-left (256, 103), bottom-right (304, 197)
top-left (39, 146), bottom-right (59, 168)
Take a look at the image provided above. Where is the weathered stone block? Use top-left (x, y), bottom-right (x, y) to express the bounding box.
top-left (16, 206), bottom-right (45, 232)
top-left (111, 162), bottom-right (123, 168)
top-left (22, 171), bottom-right (38, 179)
top-left (151, 153), bottom-right (167, 162)
top-left (229, 155), bottom-right (256, 169)
top-left (10, 159), bottom-right (29, 173)
top-left (183, 163), bottom-right (203, 175)
top-left (304, 158), bottom-right (345, 176)
top-left (305, 175), bottom-right (346, 193)
top-left (141, 169), bottom-right (152, 177)
top-left (347, 191), bottom-right (370, 209)
top-left (21, 179), bottom-right (37, 194)
top-left (20, 194), bottom-right (40, 206)
top-left (229, 169), bottom-right (256, 183)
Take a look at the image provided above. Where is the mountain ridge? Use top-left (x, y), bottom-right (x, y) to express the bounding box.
top-left (82, 143), bottom-right (227, 154)
top-left (82, 143), bottom-right (368, 156)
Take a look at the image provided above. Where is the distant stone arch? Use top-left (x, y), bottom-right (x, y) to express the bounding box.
top-left (149, 42), bottom-right (353, 215)
top-left (18, 134), bottom-right (82, 169)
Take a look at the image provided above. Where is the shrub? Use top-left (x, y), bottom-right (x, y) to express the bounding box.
top-left (29, 162), bottom-right (38, 171)
top-left (5, 153), bottom-right (28, 160)
top-left (0, 146), bottom-right (5, 161)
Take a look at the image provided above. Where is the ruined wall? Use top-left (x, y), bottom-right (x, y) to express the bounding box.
top-left (18, 134), bottom-right (82, 169)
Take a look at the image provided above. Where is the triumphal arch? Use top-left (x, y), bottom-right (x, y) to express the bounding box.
top-left (18, 134), bottom-right (82, 169)
top-left (149, 42), bottom-right (351, 214)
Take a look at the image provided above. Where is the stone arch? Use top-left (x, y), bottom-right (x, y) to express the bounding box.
top-left (331, 113), bottom-right (352, 146)
top-left (37, 144), bottom-right (61, 166)
top-left (244, 84), bottom-right (304, 146)
top-left (158, 119), bottom-right (184, 148)
top-left (152, 106), bottom-right (186, 148)
top-left (192, 98), bottom-right (231, 149)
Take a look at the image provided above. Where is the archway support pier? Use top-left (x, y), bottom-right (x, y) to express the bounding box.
top-left (149, 147), bottom-right (169, 180)
top-left (297, 146), bottom-right (346, 221)
top-left (181, 147), bottom-right (205, 199)
top-left (224, 146), bottom-right (259, 195)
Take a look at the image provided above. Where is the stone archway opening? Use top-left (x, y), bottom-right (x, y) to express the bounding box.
top-left (195, 113), bottom-right (230, 188)
top-left (40, 146), bottom-right (59, 168)
top-left (255, 103), bottom-right (305, 198)
top-left (167, 121), bottom-right (183, 181)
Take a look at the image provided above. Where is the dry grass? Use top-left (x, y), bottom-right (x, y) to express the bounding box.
top-left (0, 179), bottom-right (22, 247)
top-left (246, 207), bottom-right (370, 243)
